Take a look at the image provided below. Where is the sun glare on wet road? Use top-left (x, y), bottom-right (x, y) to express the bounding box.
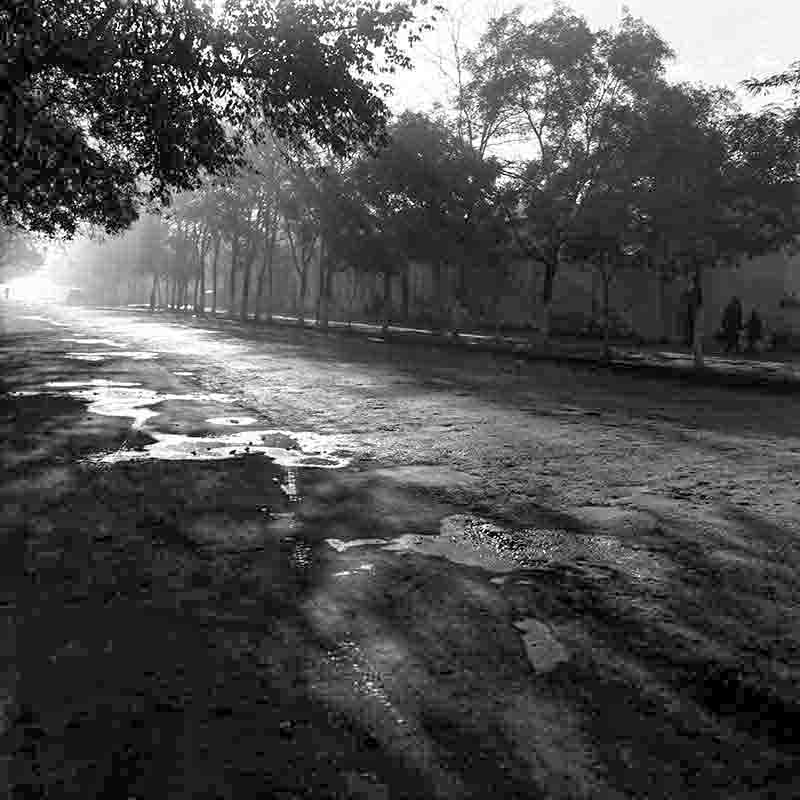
top-left (5, 274), bottom-right (65, 303)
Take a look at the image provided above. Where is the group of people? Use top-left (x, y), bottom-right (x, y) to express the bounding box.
top-left (721, 296), bottom-right (764, 354)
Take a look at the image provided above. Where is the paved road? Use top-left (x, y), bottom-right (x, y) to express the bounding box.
top-left (3, 302), bottom-right (800, 799)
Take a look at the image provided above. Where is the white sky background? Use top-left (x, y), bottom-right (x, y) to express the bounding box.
top-left (386, 0), bottom-right (799, 115)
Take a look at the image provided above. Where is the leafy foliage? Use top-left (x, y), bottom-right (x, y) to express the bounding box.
top-left (1, 0), bottom-right (433, 236)
top-left (462, 7), bottom-right (673, 307)
top-left (354, 112), bottom-right (501, 275)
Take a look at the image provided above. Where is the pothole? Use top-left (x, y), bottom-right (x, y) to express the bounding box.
top-left (513, 618), bottom-right (569, 672)
top-left (328, 513), bottom-right (670, 584)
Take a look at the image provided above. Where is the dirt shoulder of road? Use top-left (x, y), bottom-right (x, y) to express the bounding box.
top-left (132, 305), bottom-right (800, 393)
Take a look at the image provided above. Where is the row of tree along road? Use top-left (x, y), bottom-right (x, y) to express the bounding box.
top-left (3, 1), bottom-right (800, 367)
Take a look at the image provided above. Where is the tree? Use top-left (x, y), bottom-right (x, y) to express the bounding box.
top-left (743, 60), bottom-right (800, 122)
top-left (627, 84), bottom-right (800, 367)
top-left (463, 7), bottom-right (673, 337)
top-left (353, 112), bottom-right (501, 332)
top-left (1, 0), bottom-right (435, 237)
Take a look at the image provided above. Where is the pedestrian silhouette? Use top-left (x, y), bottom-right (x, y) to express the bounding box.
top-left (746, 309), bottom-right (763, 353)
top-left (721, 296), bottom-right (743, 354)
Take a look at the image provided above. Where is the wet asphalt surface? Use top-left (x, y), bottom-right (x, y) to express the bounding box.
top-left (2, 302), bottom-right (800, 799)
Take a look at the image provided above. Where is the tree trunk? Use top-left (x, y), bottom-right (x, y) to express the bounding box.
top-left (266, 241), bottom-right (274, 324)
top-left (401, 266), bottom-right (410, 325)
top-left (692, 263), bottom-right (705, 369)
top-left (255, 264), bottom-right (266, 323)
top-left (149, 272), bottom-right (158, 311)
top-left (655, 267), bottom-right (666, 343)
top-left (601, 258), bottom-right (611, 363)
top-left (347, 269), bottom-right (358, 329)
top-left (317, 241), bottom-right (331, 332)
top-left (298, 270), bottom-right (307, 327)
top-left (229, 236), bottom-right (239, 317)
top-left (198, 250), bottom-right (206, 316)
top-left (538, 260), bottom-right (557, 339)
top-left (255, 223), bottom-right (277, 324)
top-left (382, 270), bottom-right (392, 334)
top-left (431, 262), bottom-right (443, 332)
top-left (240, 250), bottom-right (254, 322)
top-left (211, 235), bottom-right (220, 316)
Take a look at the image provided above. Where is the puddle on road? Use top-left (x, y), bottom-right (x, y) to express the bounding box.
top-left (327, 513), bottom-right (669, 584)
top-left (174, 371), bottom-right (195, 376)
top-left (64, 353), bottom-right (106, 362)
top-left (207, 416), bottom-right (259, 426)
top-left (327, 538), bottom-right (391, 553)
top-left (45, 380), bottom-right (142, 388)
top-left (61, 338), bottom-right (124, 347)
top-left (513, 618), bottom-right (569, 673)
top-left (93, 429), bottom-right (353, 468)
top-left (71, 384), bottom-right (173, 429)
top-left (333, 564), bottom-right (375, 577)
top-left (26, 380), bottom-right (234, 430)
top-left (20, 316), bottom-right (72, 327)
top-left (65, 350), bottom-right (159, 361)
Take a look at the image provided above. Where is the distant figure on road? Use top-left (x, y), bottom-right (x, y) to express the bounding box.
top-left (3, 287), bottom-right (8, 300)
top-left (746, 309), bottom-right (763, 353)
top-left (721, 296), bottom-right (743, 354)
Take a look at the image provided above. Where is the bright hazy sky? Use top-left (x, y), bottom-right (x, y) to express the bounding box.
top-left (387, 0), bottom-right (799, 114)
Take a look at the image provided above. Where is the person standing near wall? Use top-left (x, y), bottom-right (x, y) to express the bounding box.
top-left (746, 309), bottom-right (764, 353)
top-left (721, 296), bottom-right (743, 354)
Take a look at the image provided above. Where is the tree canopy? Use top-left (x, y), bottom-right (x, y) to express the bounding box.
top-left (1, 0), bottom-right (432, 237)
